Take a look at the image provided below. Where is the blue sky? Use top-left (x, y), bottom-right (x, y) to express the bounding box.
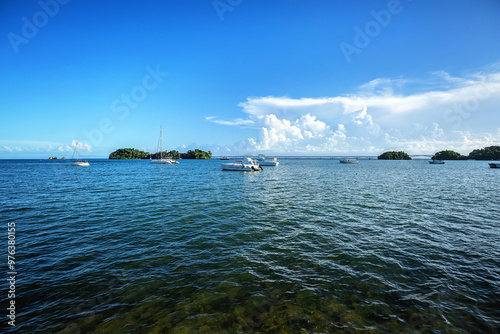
top-left (1, 0), bottom-right (500, 158)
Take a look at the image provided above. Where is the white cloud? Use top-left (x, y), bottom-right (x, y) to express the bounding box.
top-left (71, 140), bottom-right (92, 152)
top-left (207, 66), bottom-right (500, 154)
top-left (249, 113), bottom-right (351, 153)
top-left (0, 140), bottom-right (92, 153)
top-left (205, 116), bottom-right (254, 126)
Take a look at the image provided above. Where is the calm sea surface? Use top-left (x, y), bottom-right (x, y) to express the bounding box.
top-left (1, 159), bottom-right (499, 333)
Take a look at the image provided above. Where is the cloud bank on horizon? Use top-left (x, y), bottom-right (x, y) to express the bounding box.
top-left (207, 65), bottom-right (500, 155)
top-left (1, 139), bottom-right (92, 155)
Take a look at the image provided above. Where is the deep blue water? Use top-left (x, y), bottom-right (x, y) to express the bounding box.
top-left (1, 159), bottom-right (499, 333)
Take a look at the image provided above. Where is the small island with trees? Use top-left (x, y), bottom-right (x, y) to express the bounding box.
top-left (109, 148), bottom-right (212, 160)
top-left (468, 146), bottom-right (500, 160)
top-left (430, 146), bottom-right (500, 160)
top-left (378, 151), bottom-right (412, 160)
top-left (377, 146), bottom-right (500, 161)
top-left (431, 150), bottom-right (467, 160)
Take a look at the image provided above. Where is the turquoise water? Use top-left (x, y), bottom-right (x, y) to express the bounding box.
top-left (1, 159), bottom-right (499, 333)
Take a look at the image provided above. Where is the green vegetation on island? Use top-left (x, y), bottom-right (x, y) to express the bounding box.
top-left (378, 151), bottom-right (412, 160)
top-left (109, 148), bottom-right (150, 159)
top-left (180, 149), bottom-right (212, 159)
top-left (377, 146), bottom-right (500, 161)
top-left (109, 148), bottom-right (212, 160)
top-left (431, 150), bottom-right (467, 160)
top-left (468, 146), bottom-right (500, 160)
top-left (429, 146), bottom-right (500, 160)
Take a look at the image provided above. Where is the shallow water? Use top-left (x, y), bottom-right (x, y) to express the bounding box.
top-left (1, 159), bottom-right (499, 333)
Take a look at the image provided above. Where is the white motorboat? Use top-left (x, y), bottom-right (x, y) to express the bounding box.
top-left (339, 158), bottom-right (358, 164)
top-left (256, 154), bottom-right (279, 166)
top-left (151, 157), bottom-right (178, 164)
top-left (70, 138), bottom-right (90, 166)
top-left (151, 125), bottom-right (179, 164)
top-left (429, 159), bottom-right (445, 164)
top-left (222, 157), bottom-right (263, 171)
top-left (489, 163), bottom-right (500, 168)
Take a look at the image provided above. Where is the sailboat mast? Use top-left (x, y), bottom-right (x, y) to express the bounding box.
top-left (75, 137), bottom-right (79, 161)
top-left (155, 125), bottom-right (162, 159)
top-left (160, 125), bottom-right (163, 159)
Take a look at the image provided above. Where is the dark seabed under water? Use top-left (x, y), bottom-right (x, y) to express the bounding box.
top-left (1, 158), bottom-right (499, 333)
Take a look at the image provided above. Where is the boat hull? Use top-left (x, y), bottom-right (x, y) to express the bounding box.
top-left (151, 159), bottom-right (178, 164)
top-left (258, 161), bottom-right (279, 166)
top-left (489, 163), bottom-right (500, 168)
top-left (256, 154), bottom-right (279, 166)
top-left (339, 159), bottom-right (358, 164)
top-left (71, 161), bottom-right (89, 166)
top-left (429, 160), bottom-right (445, 164)
top-left (222, 164), bottom-right (262, 171)
top-left (222, 166), bottom-right (253, 171)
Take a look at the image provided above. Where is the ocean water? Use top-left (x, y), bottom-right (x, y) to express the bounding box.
top-left (1, 159), bottom-right (499, 333)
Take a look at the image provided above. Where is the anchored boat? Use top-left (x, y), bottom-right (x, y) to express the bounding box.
top-left (70, 138), bottom-right (89, 166)
top-left (222, 157), bottom-right (262, 172)
top-left (339, 158), bottom-right (358, 164)
top-left (151, 125), bottom-right (179, 164)
top-left (429, 159), bottom-right (445, 164)
top-left (220, 148), bottom-right (230, 160)
top-left (489, 163), bottom-right (500, 168)
top-left (256, 154), bottom-right (279, 166)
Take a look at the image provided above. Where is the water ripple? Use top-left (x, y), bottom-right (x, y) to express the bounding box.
top-left (1, 159), bottom-right (499, 332)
